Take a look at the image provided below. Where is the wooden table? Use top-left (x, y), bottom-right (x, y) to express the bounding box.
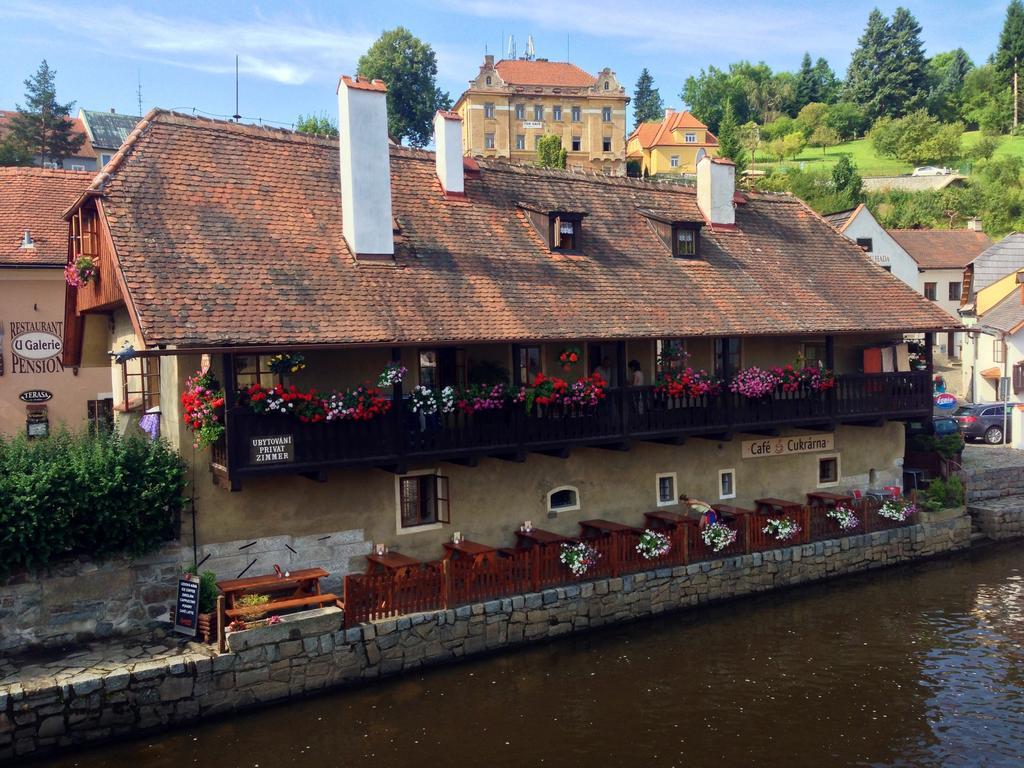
top-left (644, 510), bottom-right (688, 529)
top-left (364, 551), bottom-right (420, 575)
top-left (578, 519), bottom-right (639, 539)
top-left (806, 490), bottom-right (853, 511)
top-left (217, 567), bottom-right (327, 608)
top-left (442, 539), bottom-right (496, 562)
top-left (515, 527), bottom-right (570, 549)
top-left (754, 497), bottom-right (803, 517)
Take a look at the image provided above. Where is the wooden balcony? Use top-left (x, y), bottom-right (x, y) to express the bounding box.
top-left (216, 372), bottom-right (932, 486)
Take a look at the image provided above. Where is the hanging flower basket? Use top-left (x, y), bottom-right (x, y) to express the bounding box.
top-left (409, 385), bottom-right (440, 415)
top-left (636, 529), bottom-right (671, 560)
top-left (559, 541), bottom-right (600, 576)
top-left (377, 361), bottom-right (407, 387)
top-left (762, 517), bottom-right (802, 541)
top-left (701, 522), bottom-right (737, 552)
top-left (268, 352), bottom-right (306, 376)
top-left (827, 504), bottom-right (860, 531)
top-left (558, 346), bottom-right (582, 370)
top-left (655, 368), bottom-right (722, 399)
top-left (181, 369), bottom-right (225, 448)
top-left (64, 256), bottom-right (98, 288)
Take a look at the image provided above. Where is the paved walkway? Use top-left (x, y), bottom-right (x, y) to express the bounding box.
top-left (961, 444), bottom-right (1024, 471)
top-left (0, 635), bottom-right (215, 695)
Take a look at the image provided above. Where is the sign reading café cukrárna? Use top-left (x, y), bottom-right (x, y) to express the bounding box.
top-left (741, 434), bottom-right (835, 459)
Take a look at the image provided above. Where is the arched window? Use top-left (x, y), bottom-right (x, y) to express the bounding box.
top-left (485, 76), bottom-right (492, 85)
top-left (604, 80), bottom-right (609, 90)
top-left (547, 486), bottom-right (580, 514)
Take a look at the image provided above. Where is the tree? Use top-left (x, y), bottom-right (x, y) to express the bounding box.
top-left (0, 136), bottom-right (33, 166)
top-left (967, 135), bottom-right (1003, 161)
top-left (809, 125), bottom-right (841, 154)
top-left (682, 65), bottom-right (746, 133)
top-left (813, 58), bottom-right (840, 103)
top-left (796, 53), bottom-right (819, 108)
top-left (795, 102), bottom-right (829, 138)
top-left (927, 49), bottom-right (973, 122)
top-left (996, 0), bottom-right (1024, 126)
top-left (715, 101), bottom-right (746, 173)
top-left (356, 27), bottom-right (451, 147)
top-left (769, 131), bottom-right (806, 161)
top-left (826, 102), bottom-right (868, 140)
top-left (5, 60), bottom-right (84, 167)
top-left (845, 8), bottom-right (927, 120)
top-left (738, 121), bottom-right (761, 160)
top-left (831, 155), bottom-right (863, 204)
top-left (632, 68), bottom-right (664, 126)
top-left (295, 112), bottom-right (338, 137)
top-left (961, 65), bottom-right (1014, 134)
top-left (870, 109), bottom-right (963, 165)
top-left (536, 134), bottom-right (567, 169)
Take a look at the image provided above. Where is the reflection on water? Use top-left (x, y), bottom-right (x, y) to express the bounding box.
top-left (48, 545), bottom-right (1023, 768)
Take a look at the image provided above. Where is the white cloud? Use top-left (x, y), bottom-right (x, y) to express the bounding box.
top-left (0, 1), bottom-right (375, 85)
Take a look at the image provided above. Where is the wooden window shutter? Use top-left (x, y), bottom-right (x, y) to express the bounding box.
top-left (435, 475), bottom-right (451, 524)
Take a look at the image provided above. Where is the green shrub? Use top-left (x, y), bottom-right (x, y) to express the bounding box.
top-left (186, 564), bottom-right (220, 614)
top-left (0, 430), bottom-right (186, 578)
top-left (922, 475), bottom-right (965, 512)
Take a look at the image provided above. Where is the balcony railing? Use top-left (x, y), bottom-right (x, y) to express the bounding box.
top-left (218, 371), bottom-right (931, 482)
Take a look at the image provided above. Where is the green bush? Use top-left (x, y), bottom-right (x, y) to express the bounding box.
top-left (0, 430), bottom-right (186, 578)
top-left (922, 475), bottom-right (965, 512)
top-left (186, 564), bottom-right (219, 614)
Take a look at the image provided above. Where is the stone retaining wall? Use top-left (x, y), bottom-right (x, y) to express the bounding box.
top-left (0, 528), bottom-right (369, 652)
top-left (967, 498), bottom-right (1024, 540)
top-left (1, 514), bottom-right (970, 763)
top-left (961, 464), bottom-right (1024, 502)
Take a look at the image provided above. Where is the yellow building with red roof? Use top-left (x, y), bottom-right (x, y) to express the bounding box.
top-left (627, 110), bottom-right (719, 176)
top-left (453, 54), bottom-right (629, 175)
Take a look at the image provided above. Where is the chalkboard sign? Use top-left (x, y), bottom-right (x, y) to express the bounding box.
top-left (173, 574), bottom-right (200, 637)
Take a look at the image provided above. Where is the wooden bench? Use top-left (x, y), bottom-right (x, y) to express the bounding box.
top-left (224, 592), bottom-right (340, 620)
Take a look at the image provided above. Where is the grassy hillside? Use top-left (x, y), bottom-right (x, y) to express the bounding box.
top-left (752, 131), bottom-right (1024, 177)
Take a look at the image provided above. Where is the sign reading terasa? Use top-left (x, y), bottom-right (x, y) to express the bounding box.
top-left (173, 574), bottom-right (200, 637)
top-left (741, 434), bottom-right (835, 459)
top-left (19, 390), bottom-right (53, 403)
top-left (250, 435), bottom-right (295, 464)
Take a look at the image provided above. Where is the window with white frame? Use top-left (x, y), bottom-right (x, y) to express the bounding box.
top-left (484, 102), bottom-right (495, 119)
top-left (571, 106), bottom-right (581, 122)
top-left (515, 134), bottom-right (526, 150)
top-left (396, 470), bottom-right (450, 533)
top-left (670, 155), bottom-right (679, 168)
top-left (515, 103), bottom-right (525, 120)
top-left (656, 473), bottom-right (677, 507)
top-left (602, 136), bottom-right (612, 152)
top-left (547, 486), bottom-right (580, 515)
top-left (817, 455), bottom-right (840, 487)
top-left (685, 132), bottom-right (696, 143)
top-left (602, 107), bottom-right (612, 122)
top-left (718, 468), bottom-right (736, 499)
top-left (571, 136), bottom-right (581, 151)
top-left (553, 105), bottom-right (562, 121)
top-left (534, 104), bottom-right (544, 121)
top-left (484, 132), bottom-right (495, 149)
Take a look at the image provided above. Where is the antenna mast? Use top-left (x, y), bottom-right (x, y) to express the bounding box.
top-left (507, 34), bottom-right (516, 61)
top-left (233, 55), bottom-right (241, 122)
top-left (136, 71), bottom-right (143, 116)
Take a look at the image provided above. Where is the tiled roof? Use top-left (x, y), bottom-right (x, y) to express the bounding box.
top-left (493, 59), bottom-right (596, 87)
top-left (0, 167), bottom-right (93, 267)
top-left (0, 110), bottom-right (94, 160)
top-left (84, 110), bottom-right (955, 349)
top-left (969, 233), bottom-right (1024, 296)
top-left (823, 206), bottom-right (860, 233)
top-left (628, 111), bottom-right (718, 149)
top-left (80, 110), bottom-right (141, 150)
top-left (887, 228), bottom-right (991, 270)
top-left (979, 288), bottom-right (1024, 335)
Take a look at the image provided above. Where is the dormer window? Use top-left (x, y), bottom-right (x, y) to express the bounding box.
top-left (604, 80), bottom-right (610, 90)
top-left (639, 208), bottom-right (703, 259)
top-left (485, 75), bottom-right (492, 85)
top-left (685, 132), bottom-right (696, 143)
top-left (517, 202), bottom-right (586, 253)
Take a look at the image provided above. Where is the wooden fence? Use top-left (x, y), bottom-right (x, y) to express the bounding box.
top-left (341, 498), bottom-right (912, 628)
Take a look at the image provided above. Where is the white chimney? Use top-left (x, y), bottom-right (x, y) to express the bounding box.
top-left (696, 155), bottom-right (736, 227)
top-left (337, 75), bottom-right (394, 259)
top-left (967, 217), bottom-right (984, 232)
top-left (433, 110), bottom-right (465, 197)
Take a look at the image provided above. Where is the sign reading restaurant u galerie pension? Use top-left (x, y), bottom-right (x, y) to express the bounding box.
top-left (250, 435), bottom-right (295, 464)
top-left (8, 321), bottom-right (64, 374)
top-left (741, 434), bottom-right (835, 460)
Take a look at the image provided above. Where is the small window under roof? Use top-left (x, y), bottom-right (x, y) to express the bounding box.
top-left (639, 208), bottom-right (704, 259)
top-left (517, 201), bottom-right (588, 253)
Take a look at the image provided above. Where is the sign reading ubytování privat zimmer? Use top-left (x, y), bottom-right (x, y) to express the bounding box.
top-left (249, 434), bottom-right (295, 464)
top-left (741, 434), bottom-right (835, 459)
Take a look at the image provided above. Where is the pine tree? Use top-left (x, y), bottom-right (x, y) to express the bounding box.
top-left (813, 58), bottom-right (840, 103)
top-left (715, 101), bottom-right (746, 174)
top-left (845, 8), bottom-right (927, 121)
top-left (996, 0), bottom-right (1024, 126)
top-left (887, 7), bottom-right (928, 114)
top-left (796, 53), bottom-right (819, 108)
top-left (632, 68), bottom-right (664, 126)
top-left (845, 10), bottom-right (891, 119)
top-left (6, 60), bottom-right (84, 167)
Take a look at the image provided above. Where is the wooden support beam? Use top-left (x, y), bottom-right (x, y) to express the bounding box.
top-left (299, 470), bottom-right (328, 483)
top-left (694, 431), bottom-right (733, 442)
top-left (594, 440), bottom-right (631, 452)
top-left (495, 450), bottom-right (526, 463)
top-left (802, 421), bottom-right (837, 432)
top-left (746, 428), bottom-right (781, 437)
top-left (378, 463), bottom-right (410, 475)
top-left (534, 447), bottom-right (571, 459)
top-left (642, 435), bottom-right (687, 446)
top-left (447, 455), bottom-right (480, 468)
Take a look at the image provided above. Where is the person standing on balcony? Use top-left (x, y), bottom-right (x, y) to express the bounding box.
top-left (629, 359), bottom-right (644, 386)
top-left (593, 357), bottom-right (612, 385)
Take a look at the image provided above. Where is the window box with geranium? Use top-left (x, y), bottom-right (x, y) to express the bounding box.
top-left (879, 499), bottom-right (916, 522)
top-left (559, 541), bottom-right (600, 576)
top-left (762, 517), bottom-right (802, 541)
top-left (655, 368), bottom-right (721, 399)
top-left (701, 521), bottom-right (737, 552)
top-left (558, 346), bottom-right (582, 370)
top-left (64, 256), bottom-right (98, 288)
top-left (181, 370), bottom-right (225, 448)
top-left (730, 366), bottom-right (780, 400)
top-left (636, 529), bottom-right (671, 560)
top-left (827, 504), bottom-right (859, 531)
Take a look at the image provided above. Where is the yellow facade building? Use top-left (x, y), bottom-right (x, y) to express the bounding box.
top-left (454, 55), bottom-right (629, 175)
top-left (627, 110), bottom-right (719, 176)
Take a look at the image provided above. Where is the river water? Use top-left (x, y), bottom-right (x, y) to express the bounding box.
top-left (50, 544), bottom-right (1022, 768)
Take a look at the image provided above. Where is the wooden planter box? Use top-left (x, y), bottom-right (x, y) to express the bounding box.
top-left (169, 608), bottom-right (216, 644)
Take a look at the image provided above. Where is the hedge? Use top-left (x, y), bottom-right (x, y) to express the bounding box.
top-left (0, 430), bottom-right (186, 578)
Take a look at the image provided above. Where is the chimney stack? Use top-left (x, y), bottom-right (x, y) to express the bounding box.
top-left (433, 111), bottom-right (465, 197)
top-left (337, 75), bottom-right (394, 259)
top-left (696, 155), bottom-right (736, 227)
top-left (967, 217), bottom-right (984, 232)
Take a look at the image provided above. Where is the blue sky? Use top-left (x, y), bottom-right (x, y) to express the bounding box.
top-left (0, 1), bottom-right (1011, 132)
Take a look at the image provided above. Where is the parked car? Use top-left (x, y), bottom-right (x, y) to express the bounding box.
top-left (953, 403), bottom-right (1019, 444)
top-left (912, 166), bottom-right (952, 176)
